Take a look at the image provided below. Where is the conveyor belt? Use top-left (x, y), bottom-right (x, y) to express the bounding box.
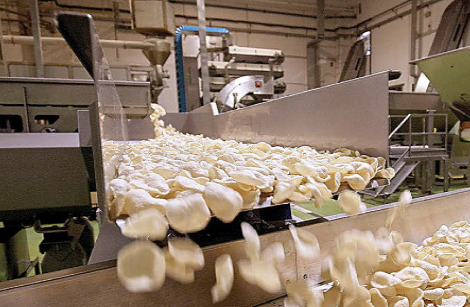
top-left (2, 188), bottom-right (470, 307)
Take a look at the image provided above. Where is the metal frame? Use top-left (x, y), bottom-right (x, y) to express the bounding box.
top-left (2, 188), bottom-right (470, 306)
top-left (389, 113), bottom-right (449, 152)
top-left (166, 71), bottom-right (391, 158)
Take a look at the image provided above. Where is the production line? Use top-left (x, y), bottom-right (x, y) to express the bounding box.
top-left (2, 0), bottom-right (470, 306)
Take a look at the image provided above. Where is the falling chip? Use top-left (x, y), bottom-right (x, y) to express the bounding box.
top-left (164, 247), bottom-right (195, 284)
top-left (168, 237), bottom-right (205, 270)
top-left (165, 192), bottom-right (211, 234)
top-left (284, 280), bottom-right (324, 307)
top-left (337, 190), bottom-right (366, 216)
top-left (203, 182), bottom-right (243, 223)
top-left (120, 208), bottom-right (168, 241)
top-left (124, 189), bottom-right (167, 216)
top-left (288, 224), bottom-right (320, 260)
top-left (117, 240), bottom-right (165, 293)
top-left (241, 222), bottom-right (261, 260)
top-left (211, 254), bottom-right (234, 303)
top-left (238, 258), bottom-right (281, 294)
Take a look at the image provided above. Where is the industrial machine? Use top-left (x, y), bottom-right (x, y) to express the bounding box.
top-left (2, 7), bottom-right (470, 306)
top-left (0, 78), bottom-right (151, 133)
top-left (0, 0), bottom-right (175, 279)
top-left (175, 26), bottom-right (286, 112)
top-left (337, 0), bottom-right (470, 197)
top-left (33, 11), bottom-right (394, 262)
top-left (2, 2), bottom-right (470, 306)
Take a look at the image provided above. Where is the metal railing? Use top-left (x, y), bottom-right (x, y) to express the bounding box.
top-left (389, 112), bottom-right (449, 157)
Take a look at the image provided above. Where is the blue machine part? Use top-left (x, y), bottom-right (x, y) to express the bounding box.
top-left (174, 26), bottom-right (230, 112)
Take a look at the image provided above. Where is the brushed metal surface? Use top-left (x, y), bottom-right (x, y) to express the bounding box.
top-left (183, 72), bottom-right (390, 158)
top-left (0, 77), bottom-right (150, 107)
top-left (389, 91), bottom-right (445, 111)
top-left (0, 135), bottom-right (90, 219)
top-left (413, 46), bottom-right (470, 119)
top-left (2, 188), bottom-right (470, 306)
top-left (116, 73), bottom-right (391, 159)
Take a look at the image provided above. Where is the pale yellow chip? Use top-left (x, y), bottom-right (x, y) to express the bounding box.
top-left (288, 224), bottom-right (320, 260)
top-left (370, 288), bottom-right (388, 307)
top-left (120, 208), bottom-right (168, 241)
top-left (386, 190), bottom-right (410, 230)
top-left (165, 192), bottom-right (211, 234)
top-left (260, 242), bottom-right (285, 265)
top-left (376, 227), bottom-right (395, 254)
top-left (168, 237), bottom-right (204, 270)
top-left (109, 178), bottom-right (129, 217)
top-left (168, 176), bottom-right (205, 193)
top-left (284, 280), bottom-right (324, 307)
top-left (391, 242), bottom-right (417, 267)
top-left (342, 285), bottom-right (372, 307)
top-left (272, 181), bottom-right (296, 204)
top-left (370, 271), bottom-right (402, 288)
top-left (388, 296), bottom-right (410, 307)
top-left (117, 241), bottom-right (165, 293)
top-left (230, 169), bottom-right (264, 187)
top-left (238, 258), bottom-right (281, 294)
top-left (393, 267), bottom-right (430, 283)
top-left (211, 254), bottom-right (234, 303)
top-left (239, 188), bottom-right (261, 210)
top-left (329, 258), bottom-right (360, 296)
top-left (323, 285), bottom-right (342, 307)
top-left (203, 182), bottom-right (242, 223)
top-left (124, 189), bottom-right (167, 216)
top-left (337, 190), bottom-right (366, 216)
top-left (343, 173), bottom-right (367, 190)
top-left (438, 295), bottom-right (466, 307)
top-left (163, 247), bottom-right (195, 284)
top-left (423, 288), bottom-right (444, 301)
top-left (241, 222), bottom-right (260, 260)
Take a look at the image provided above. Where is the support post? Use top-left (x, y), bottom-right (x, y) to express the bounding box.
top-left (0, 12), bottom-right (8, 76)
top-left (197, 0), bottom-right (211, 105)
top-left (29, 0), bottom-right (44, 78)
top-left (410, 0), bottom-right (418, 85)
top-left (317, 0), bottom-right (325, 39)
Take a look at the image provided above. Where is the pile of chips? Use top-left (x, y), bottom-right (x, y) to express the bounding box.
top-left (285, 191), bottom-right (470, 307)
top-left (104, 104), bottom-right (394, 234)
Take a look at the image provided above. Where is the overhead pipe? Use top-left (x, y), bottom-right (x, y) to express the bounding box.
top-left (1, 35), bottom-right (154, 49)
top-left (39, 0), bottom-right (357, 20)
top-left (16, 0), bottom-right (444, 39)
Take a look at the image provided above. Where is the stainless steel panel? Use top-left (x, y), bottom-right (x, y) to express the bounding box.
top-left (2, 188), bottom-right (470, 306)
top-left (183, 72), bottom-right (390, 158)
top-left (413, 46), bottom-right (470, 119)
top-left (160, 112), bottom-right (189, 133)
top-left (389, 91), bottom-right (445, 111)
top-left (0, 77), bottom-right (150, 107)
top-left (0, 133), bottom-right (90, 219)
top-left (88, 221), bottom-right (132, 265)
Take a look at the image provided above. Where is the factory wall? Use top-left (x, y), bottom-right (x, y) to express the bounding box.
top-left (1, 0), bottom-right (463, 107)
top-left (355, 0), bottom-right (453, 91)
top-left (0, 2), bottom-right (353, 113)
